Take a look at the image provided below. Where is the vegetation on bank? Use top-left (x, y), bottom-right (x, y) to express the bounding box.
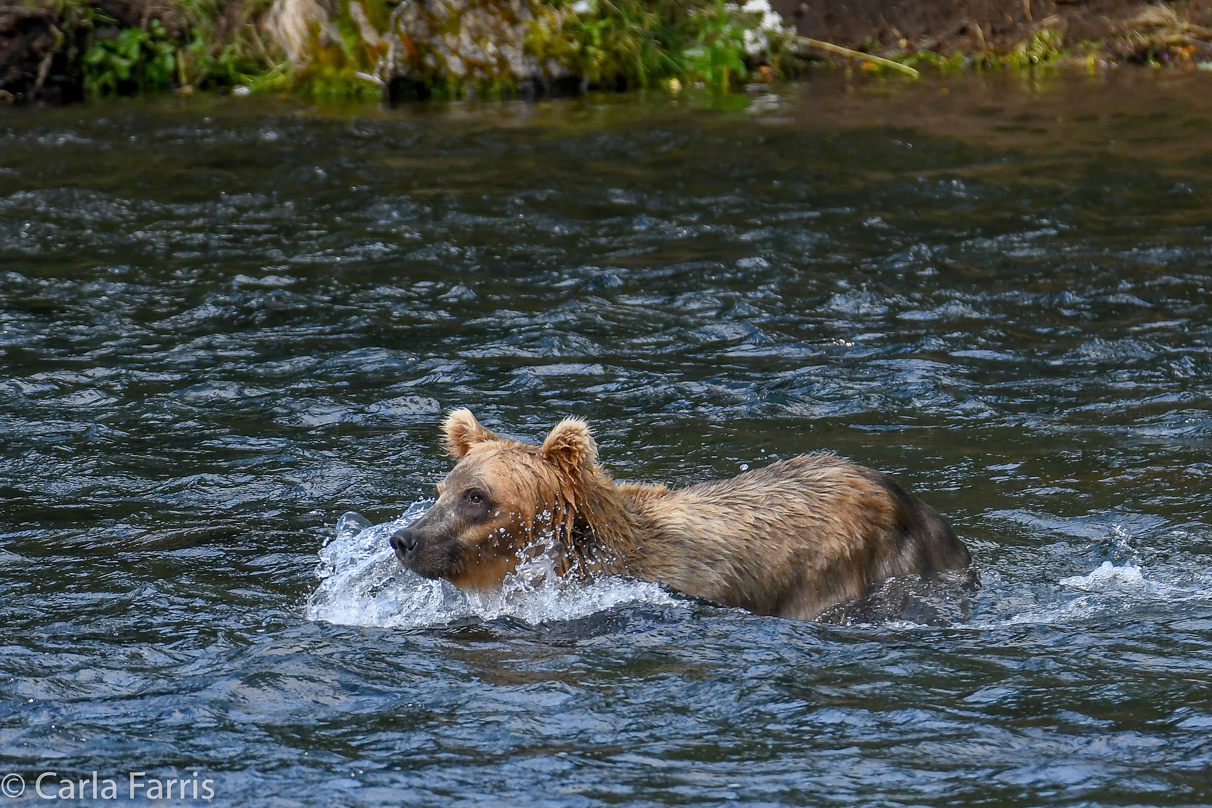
top-left (1, 0), bottom-right (1211, 104)
top-left (287, 0), bottom-right (806, 100)
top-left (867, 6), bottom-right (1212, 77)
top-left (0, 0), bottom-right (804, 102)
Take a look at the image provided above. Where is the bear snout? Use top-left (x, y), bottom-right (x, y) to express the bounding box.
top-left (390, 526), bottom-right (419, 561)
top-left (390, 522), bottom-right (457, 580)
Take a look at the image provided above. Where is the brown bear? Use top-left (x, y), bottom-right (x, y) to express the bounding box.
top-left (390, 409), bottom-right (972, 621)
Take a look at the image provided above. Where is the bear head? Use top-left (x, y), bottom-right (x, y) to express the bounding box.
top-left (390, 408), bottom-right (599, 589)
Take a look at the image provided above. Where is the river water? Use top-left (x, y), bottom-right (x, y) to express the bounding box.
top-left (1, 72), bottom-right (1210, 806)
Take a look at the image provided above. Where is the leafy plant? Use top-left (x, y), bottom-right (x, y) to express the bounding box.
top-left (682, 0), bottom-right (748, 91)
top-left (82, 19), bottom-right (178, 96)
top-left (1008, 27), bottom-right (1065, 69)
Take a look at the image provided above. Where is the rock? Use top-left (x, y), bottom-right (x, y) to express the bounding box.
top-left (378, 0), bottom-right (551, 99)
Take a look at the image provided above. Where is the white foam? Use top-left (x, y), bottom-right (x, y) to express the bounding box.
top-left (973, 559), bottom-right (1212, 629)
top-left (305, 501), bottom-right (679, 629)
top-left (1059, 561), bottom-right (1150, 593)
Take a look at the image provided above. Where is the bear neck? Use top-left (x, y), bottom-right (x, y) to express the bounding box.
top-left (553, 466), bottom-right (654, 577)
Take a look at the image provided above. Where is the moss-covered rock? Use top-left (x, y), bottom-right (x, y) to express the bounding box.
top-left (378, 0), bottom-right (543, 98)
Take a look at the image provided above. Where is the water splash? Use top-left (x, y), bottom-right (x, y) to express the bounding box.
top-left (1059, 561), bottom-right (1151, 593)
top-left (981, 556), bottom-right (1212, 628)
top-left (305, 501), bottom-right (679, 629)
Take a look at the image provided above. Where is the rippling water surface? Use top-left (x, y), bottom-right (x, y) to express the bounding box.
top-left (2, 73), bottom-right (1211, 806)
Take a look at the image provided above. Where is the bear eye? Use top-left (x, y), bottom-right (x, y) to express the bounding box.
top-left (465, 490), bottom-right (487, 506)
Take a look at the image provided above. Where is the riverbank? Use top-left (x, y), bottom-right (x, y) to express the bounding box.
top-left (2, 0), bottom-right (1211, 104)
top-left (781, 0), bottom-right (1212, 70)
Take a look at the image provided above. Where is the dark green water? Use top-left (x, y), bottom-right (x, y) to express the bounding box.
top-left (1, 72), bottom-right (1210, 806)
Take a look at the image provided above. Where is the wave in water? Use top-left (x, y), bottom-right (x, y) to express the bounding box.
top-left (973, 559), bottom-right (1212, 630)
top-left (305, 501), bottom-right (679, 629)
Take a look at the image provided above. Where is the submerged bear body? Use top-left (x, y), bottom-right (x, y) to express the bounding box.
top-left (391, 409), bottom-right (972, 621)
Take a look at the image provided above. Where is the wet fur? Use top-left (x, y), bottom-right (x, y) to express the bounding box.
top-left (392, 409), bottom-right (972, 621)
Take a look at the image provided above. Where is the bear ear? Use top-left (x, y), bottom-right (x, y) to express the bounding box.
top-left (443, 408), bottom-right (499, 459)
top-left (540, 417), bottom-right (598, 477)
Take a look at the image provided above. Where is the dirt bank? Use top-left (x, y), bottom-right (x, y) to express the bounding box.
top-left (775, 0), bottom-right (1212, 64)
top-left (0, 6), bottom-right (77, 103)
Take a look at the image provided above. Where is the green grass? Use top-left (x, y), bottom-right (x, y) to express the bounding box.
top-left (528, 0), bottom-right (797, 93)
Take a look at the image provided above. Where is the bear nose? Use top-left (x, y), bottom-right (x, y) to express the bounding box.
top-left (390, 527), bottom-right (418, 556)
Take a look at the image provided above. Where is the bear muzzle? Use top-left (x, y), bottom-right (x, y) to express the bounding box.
top-left (390, 526), bottom-right (419, 561)
top-left (390, 523), bottom-right (458, 580)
